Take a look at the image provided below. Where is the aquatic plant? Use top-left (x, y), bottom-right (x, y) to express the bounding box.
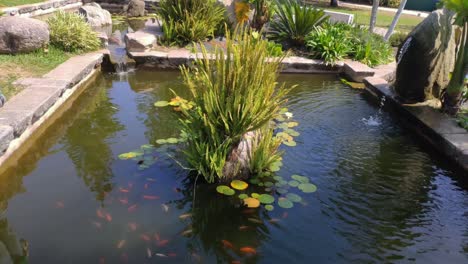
top-left (47, 11), bottom-right (100, 52)
top-left (157, 0), bottom-right (225, 46)
top-left (268, 0), bottom-right (328, 46)
top-left (178, 27), bottom-right (291, 183)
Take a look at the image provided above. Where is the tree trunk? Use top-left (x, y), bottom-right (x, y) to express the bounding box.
top-left (442, 24), bottom-right (468, 115)
top-left (369, 0), bottom-right (380, 33)
top-left (330, 0), bottom-right (339, 7)
top-left (384, 0), bottom-right (408, 41)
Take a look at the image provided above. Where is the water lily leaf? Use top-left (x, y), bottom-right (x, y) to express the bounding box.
top-left (118, 151), bottom-right (143, 160)
top-left (278, 197), bottom-right (294, 209)
top-left (275, 182), bottom-right (285, 187)
top-left (269, 164), bottom-right (280, 172)
top-left (273, 176), bottom-right (283, 181)
top-left (243, 197), bottom-right (260, 208)
top-left (283, 140), bottom-right (297, 147)
top-left (278, 123), bottom-right (289, 130)
top-left (291, 175), bottom-right (309, 183)
top-left (286, 193), bottom-right (302, 203)
top-left (284, 129), bottom-right (300, 137)
top-left (251, 193), bottom-right (260, 199)
top-left (288, 180), bottom-right (300, 187)
top-left (154, 101), bottom-right (169, 107)
top-left (216, 185), bottom-right (230, 194)
top-left (238, 194), bottom-right (248, 199)
top-left (275, 116), bottom-right (285, 122)
top-left (264, 182), bottom-right (274, 187)
top-left (166, 138), bottom-right (178, 144)
top-left (224, 188), bottom-right (235, 196)
top-left (141, 144), bottom-right (154, 150)
top-left (277, 188), bottom-right (288, 194)
top-left (265, 187), bottom-right (272, 192)
top-left (298, 183), bottom-right (317, 193)
top-left (156, 139), bottom-right (167, 144)
top-left (258, 194), bottom-right (275, 204)
top-left (279, 107), bottom-right (288, 114)
top-left (287, 122), bottom-right (299, 128)
top-left (231, 180), bottom-right (248, 190)
top-left (265, 205), bottom-right (274, 211)
top-left (249, 178), bottom-right (259, 185)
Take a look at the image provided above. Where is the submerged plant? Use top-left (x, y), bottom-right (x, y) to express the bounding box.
top-left (178, 27), bottom-right (291, 183)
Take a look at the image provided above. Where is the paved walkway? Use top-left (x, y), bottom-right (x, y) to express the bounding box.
top-left (339, 1), bottom-right (429, 18)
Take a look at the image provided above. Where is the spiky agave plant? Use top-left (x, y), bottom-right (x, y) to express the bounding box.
top-left (179, 27), bottom-right (291, 183)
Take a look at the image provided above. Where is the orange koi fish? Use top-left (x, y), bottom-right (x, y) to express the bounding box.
top-left (128, 204), bottom-right (138, 212)
top-left (128, 222), bottom-right (137, 231)
top-left (221, 240), bottom-right (234, 249)
top-left (140, 234), bottom-right (151, 241)
top-left (154, 233), bottom-right (161, 241)
top-left (105, 213), bottom-right (112, 222)
top-left (143, 195), bottom-right (159, 200)
top-left (119, 198), bottom-right (129, 205)
top-left (157, 239), bottom-right (169, 247)
top-left (240, 247), bottom-right (257, 255)
top-left (168, 252), bottom-right (177, 257)
top-left (97, 209), bottom-right (105, 219)
top-left (116, 240), bottom-right (126, 249)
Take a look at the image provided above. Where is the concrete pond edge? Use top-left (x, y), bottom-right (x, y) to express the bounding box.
top-left (0, 0), bottom-right (83, 18)
top-left (364, 77), bottom-right (468, 173)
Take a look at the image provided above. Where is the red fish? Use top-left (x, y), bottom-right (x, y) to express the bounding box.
top-left (97, 209), bottom-right (105, 219)
top-left (168, 252), bottom-right (177, 257)
top-left (240, 247), bottom-right (257, 255)
top-left (55, 201), bottom-right (65, 208)
top-left (116, 240), bottom-right (126, 249)
top-left (119, 188), bottom-right (130, 193)
top-left (154, 233), bottom-right (161, 241)
top-left (140, 234), bottom-right (151, 241)
top-left (143, 195), bottom-right (159, 200)
top-left (119, 198), bottom-right (129, 205)
top-left (221, 240), bottom-right (234, 249)
top-left (157, 239), bottom-right (169, 247)
top-left (128, 204), bottom-right (138, 212)
top-left (128, 222), bottom-right (137, 231)
top-left (105, 213), bottom-right (112, 222)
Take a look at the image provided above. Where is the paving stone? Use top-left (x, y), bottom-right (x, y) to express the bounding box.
top-left (0, 125), bottom-right (13, 153)
top-left (43, 53), bottom-right (103, 86)
top-left (404, 106), bottom-right (467, 134)
top-left (344, 60), bottom-right (375, 82)
top-left (0, 109), bottom-right (33, 137)
top-left (443, 134), bottom-right (468, 151)
top-left (168, 49), bottom-right (191, 66)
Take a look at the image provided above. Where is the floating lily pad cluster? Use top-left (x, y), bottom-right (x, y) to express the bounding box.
top-left (216, 176), bottom-right (317, 211)
top-left (118, 144), bottom-right (158, 170)
top-left (273, 108), bottom-right (300, 147)
top-left (154, 96), bottom-right (195, 112)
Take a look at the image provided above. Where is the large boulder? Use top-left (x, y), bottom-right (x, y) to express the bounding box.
top-left (79, 3), bottom-right (112, 28)
top-left (127, 0), bottom-right (146, 17)
top-left (394, 8), bottom-right (457, 103)
top-left (0, 17), bottom-right (49, 54)
top-left (124, 31), bottom-right (156, 52)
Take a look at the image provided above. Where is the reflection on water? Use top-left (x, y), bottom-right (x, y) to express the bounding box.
top-left (0, 71), bottom-right (466, 263)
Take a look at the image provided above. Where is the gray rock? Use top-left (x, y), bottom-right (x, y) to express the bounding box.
top-left (394, 8), bottom-right (457, 103)
top-left (0, 17), bottom-right (49, 54)
top-left (0, 125), bottom-right (13, 154)
top-left (125, 31), bottom-right (156, 52)
top-left (79, 3), bottom-right (112, 27)
top-left (127, 0), bottom-right (146, 17)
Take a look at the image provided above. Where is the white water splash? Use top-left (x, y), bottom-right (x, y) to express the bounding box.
top-left (362, 96), bottom-right (386, 127)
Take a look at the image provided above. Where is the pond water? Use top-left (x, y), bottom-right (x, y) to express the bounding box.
top-left (0, 71), bottom-right (467, 264)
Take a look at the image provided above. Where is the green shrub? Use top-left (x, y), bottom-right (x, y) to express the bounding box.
top-left (157, 0), bottom-right (225, 46)
top-left (349, 28), bottom-right (393, 67)
top-left (268, 0), bottom-right (328, 46)
top-left (306, 23), bottom-right (352, 65)
top-left (47, 11), bottom-right (100, 52)
top-left (179, 28), bottom-right (290, 182)
top-left (388, 31), bottom-right (408, 47)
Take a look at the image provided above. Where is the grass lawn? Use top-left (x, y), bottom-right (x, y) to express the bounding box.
top-left (0, 46), bottom-right (71, 99)
top-left (311, 2), bottom-right (424, 32)
top-left (0, 0), bottom-right (45, 7)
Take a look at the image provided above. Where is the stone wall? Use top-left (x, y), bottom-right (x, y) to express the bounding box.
top-left (0, 0), bottom-right (83, 17)
top-left (84, 0), bottom-right (159, 13)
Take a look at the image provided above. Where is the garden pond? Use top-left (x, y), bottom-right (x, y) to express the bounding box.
top-left (0, 71), bottom-right (467, 263)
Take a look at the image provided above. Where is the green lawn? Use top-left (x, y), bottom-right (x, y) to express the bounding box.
top-left (0, 0), bottom-right (45, 7)
top-left (0, 46), bottom-right (71, 99)
top-left (311, 2), bottom-right (424, 33)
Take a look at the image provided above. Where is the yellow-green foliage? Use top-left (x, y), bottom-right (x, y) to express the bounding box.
top-left (179, 28), bottom-right (290, 183)
top-left (47, 11), bottom-right (100, 52)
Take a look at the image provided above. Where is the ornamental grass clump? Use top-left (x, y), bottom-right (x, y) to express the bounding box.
top-left (47, 11), bottom-right (100, 52)
top-left (179, 28), bottom-right (290, 183)
top-left (157, 0), bottom-right (225, 46)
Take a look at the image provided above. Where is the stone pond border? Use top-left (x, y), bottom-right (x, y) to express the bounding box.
top-left (0, 0), bottom-right (83, 18)
top-left (364, 77), bottom-right (468, 173)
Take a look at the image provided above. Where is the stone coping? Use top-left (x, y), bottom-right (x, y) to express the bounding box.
top-left (364, 77), bottom-right (468, 173)
top-left (0, 0), bottom-right (82, 18)
top-left (0, 51), bottom-right (103, 165)
top-left (128, 50), bottom-right (344, 74)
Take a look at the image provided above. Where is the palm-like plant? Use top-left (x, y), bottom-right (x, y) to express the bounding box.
top-left (269, 0), bottom-right (328, 46)
top-left (441, 0), bottom-right (468, 115)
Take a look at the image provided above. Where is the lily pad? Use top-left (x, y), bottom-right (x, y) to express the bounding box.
top-left (258, 194), bottom-right (275, 204)
top-left (286, 193), bottom-right (302, 203)
top-left (154, 101), bottom-right (169, 107)
top-left (284, 129), bottom-right (300, 137)
top-left (251, 193), bottom-right (260, 199)
top-left (278, 197), bottom-right (294, 209)
top-left (249, 178), bottom-right (259, 185)
top-left (269, 163), bottom-right (281, 172)
top-left (298, 183), bottom-right (317, 193)
top-left (166, 138), bottom-right (179, 144)
top-left (288, 180), bottom-right (300, 187)
top-left (273, 176), bottom-right (283, 181)
top-left (141, 144), bottom-right (154, 150)
top-left (283, 140), bottom-right (297, 147)
top-left (231, 180), bottom-right (248, 190)
top-left (156, 139), bottom-right (167, 144)
top-left (278, 123), bottom-right (289, 130)
top-left (264, 182), bottom-right (274, 187)
top-left (118, 151), bottom-right (143, 160)
top-left (238, 194), bottom-right (248, 199)
top-left (243, 198), bottom-right (260, 208)
top-left (287, 122), bottom-right (299, 128)
top-left (265, 205), bottom-right (274, 211)
top-left (216, 185), bottom-right (235, 196)
top-left (291, 175), bottom-right (309, 183)
top-left (277, 188), bottom-right (288, 194)
top-left (223, 188), bottom-right (235, 196)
